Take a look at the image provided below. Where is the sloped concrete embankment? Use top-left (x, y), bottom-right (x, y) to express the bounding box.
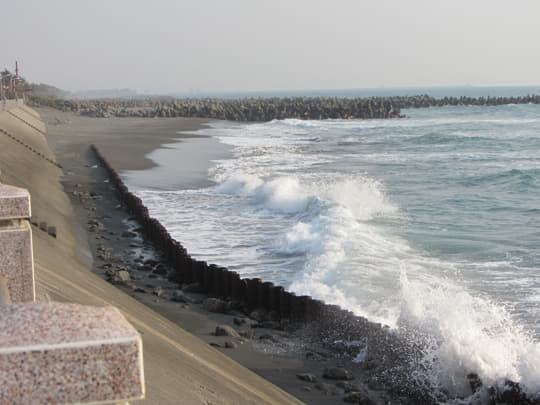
top-left (0, 107), bottom-right (305, 405)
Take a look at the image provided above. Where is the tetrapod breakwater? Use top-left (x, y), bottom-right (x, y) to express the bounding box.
top-left (30, 93), bottom-right (540, 122)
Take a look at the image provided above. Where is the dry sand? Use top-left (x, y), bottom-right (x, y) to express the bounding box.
top-left (0, 106), bottom-right (389, 405)
top-left (0, 106), bottom-right (307, 405)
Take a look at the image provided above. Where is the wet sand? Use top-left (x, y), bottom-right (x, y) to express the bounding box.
top-left (34, 107), bottom-right (389, 404)
top-left (0, 106), bottom-right (306, 405)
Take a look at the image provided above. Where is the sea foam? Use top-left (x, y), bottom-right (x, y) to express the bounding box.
top-left (130, 107), bottom-right (540, 400)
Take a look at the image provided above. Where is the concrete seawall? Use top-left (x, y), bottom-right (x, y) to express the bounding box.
top-left (0, 106), bottom-right (305, 405)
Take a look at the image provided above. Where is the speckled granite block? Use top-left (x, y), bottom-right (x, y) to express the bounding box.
top-left (0, 220), bottom-right (34, 302)
top-left (0, 302), bottom-right (144, 404)
top-left (0, 183), bottom-right (31, 220)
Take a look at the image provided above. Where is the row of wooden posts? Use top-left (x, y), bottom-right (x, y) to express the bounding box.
top-left (91, 145), bottom-right (363, 325)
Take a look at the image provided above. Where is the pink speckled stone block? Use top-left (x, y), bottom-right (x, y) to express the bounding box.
top-left (0, 220), bottom-right (34, 302)
top-left (0, 302), bottom-right (144, 404)
top-left (0, 183), bottom-right (31, 220)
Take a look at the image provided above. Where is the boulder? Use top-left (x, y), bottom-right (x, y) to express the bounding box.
top-left (323, 367), bottom-right (354, 380)
top-left (171, 290), bottom-right (189, 303)
top-left (115, 270), bottom-right (131, 282)
top-left (224, 341), bottom-right (238, 349)
top-left (215, 325), bottom-right (240, 338)
top-left (343, 391), bottom-right (375, 404)
top-left (203, 298), bottom-right (227, 313)
top-left (296, 373), bottom-right (317, 383)
top-left (152, 263), bottom-right (168, 275)
top-left (335, 381), bottom-right (360, 393)
top-left (314, 382), bottom-right (336, 396)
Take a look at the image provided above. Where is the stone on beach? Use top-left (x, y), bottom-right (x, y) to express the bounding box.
top-left (215, 324), bottom-right (241, 338)
top-left (296, 373), bottom-right (318, 383)
top-left (343, 390), bottom-right (375, 404)
top-left (323, 367), bottom-right (355, 380)
top-left (203, 297), bottom-right (228, 313)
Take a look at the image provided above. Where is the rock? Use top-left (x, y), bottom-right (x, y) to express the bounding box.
top-left (323, 367), bottom-right (354, 380)
top-left (239, 329), bottom-right (254, 339)
top-left (335, 381), bottom-right (360, 393)
top-left (152, 263), bottom-right (168, 275)
top-left (498, 380), bottom-right (530, 405)
top-left (121, 230), bottom-right (137, 238)
top-left (215, 325), bottom-right (240, 338)
top-left (111, 254), bottom-right (123, 263)
top-left (314, 382), bottom-right (336, 395)
top-left (87, 219), bottom-right (104, 232)
top-left (152, 287), bottom-right (164, 297)
top-left (133, 287), bottom-right (146, 293)
top-left (171, 290), bottom-right (189, 303)
top-left (143, 259), bottom-right (159, 267)
top-left (203, 298), bottom-right (227, 313)
top-left (47, 226), bottom-right (57, 238)
top-left (209, 342), bottom-right (221, 348)
top-left (296, 373), bottom-right (317, 383)
top-left (224, 341), bottom-right (238, 349)
top-left (343, 391), bottom-right (375, 404)
top-left (115, 270), bottom-right (131, 282)
top-left (249, 310), bottom-right (267, 323)
top-left (467, 373), bottom-right (482, 393)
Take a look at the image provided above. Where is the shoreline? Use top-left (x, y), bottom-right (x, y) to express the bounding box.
top-left (38, 108), bottom-right (534, 404)
top-left (41, 108), bottom-right (377, 404)
top-left (121, 130), bottom-right (232, 191)
top-left (1, 105), bottom-right (306, 404)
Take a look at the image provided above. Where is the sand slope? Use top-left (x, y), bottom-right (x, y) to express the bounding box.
top-left (0, 107), bottom-right (303, 405)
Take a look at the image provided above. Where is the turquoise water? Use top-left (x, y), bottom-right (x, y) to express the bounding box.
top-left (128, 101), bottom-right (540, 399)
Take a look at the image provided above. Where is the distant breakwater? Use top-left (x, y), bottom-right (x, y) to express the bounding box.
top-left (32, 96), bottom-right (401, 120)
top-left (30, 93), bottom-right (540, 122)
top-left (90, 143), bottom-right (537, 404)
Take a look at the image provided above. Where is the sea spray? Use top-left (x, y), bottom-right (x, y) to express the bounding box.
top-left (127, 104), bottom-right (540, 401)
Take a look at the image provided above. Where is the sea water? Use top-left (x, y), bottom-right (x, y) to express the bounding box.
top-left (126, 101), bottom-right (540, 399)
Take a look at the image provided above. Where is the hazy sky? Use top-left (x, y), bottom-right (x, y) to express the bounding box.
top-left (2, 0), bottom-right (540, 94)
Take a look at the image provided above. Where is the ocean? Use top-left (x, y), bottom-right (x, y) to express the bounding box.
top-left (124, 90), bottom-right (540, 400)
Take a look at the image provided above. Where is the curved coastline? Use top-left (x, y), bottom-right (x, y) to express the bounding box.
top-left (1, 106), bottom-right (305, 405)
top-left (38, 106), bottom-right (539, 404)
top-left (90, 141), bottom-right (538, 404)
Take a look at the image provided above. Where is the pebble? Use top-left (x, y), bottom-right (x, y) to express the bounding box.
top-left (215, 325), bottom-right (240, 338)
top-left (323, 367), bottom-right (354, 380)
top-left (296, 373), bottom-right (317, 383)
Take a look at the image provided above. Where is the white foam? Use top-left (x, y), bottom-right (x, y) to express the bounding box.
top-left (131, 114), bottom-right (540, 399)
top-left (254, 177), bottom-right (314, 213)
top-left (215, 173), bottom-right (263, 195)
top-left (399, 269), bottom-right (540, 397)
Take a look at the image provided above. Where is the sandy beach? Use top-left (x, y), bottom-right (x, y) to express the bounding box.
top-left (0, 106), bottom-right (311, 405)
top-left (1, 106), bottom-right (390, 404)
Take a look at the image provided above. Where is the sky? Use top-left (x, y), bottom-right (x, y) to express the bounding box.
top-left (2, 0), bottom-right (540, 94)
